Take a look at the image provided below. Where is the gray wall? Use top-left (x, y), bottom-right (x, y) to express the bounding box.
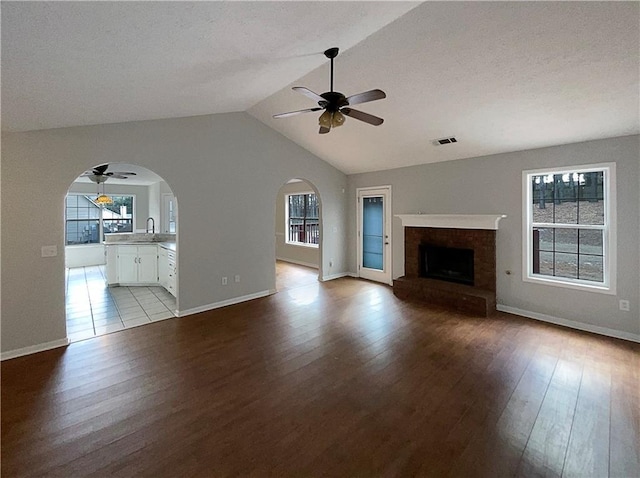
top-left (275, 180), bottom-right (319, 268)
top-left (1, 112), bottom-right (348, 354)
top-left (347, 135), bottom-right (640, 338)
top-left (147, 181), bottom-right (161, 231)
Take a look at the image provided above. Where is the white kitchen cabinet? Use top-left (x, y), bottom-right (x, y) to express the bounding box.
top-left (105, 245), bottom-right (118, 285)
top-left (166, 249), bottom-right (177, 297)
top-left (116, 245), bottom-right (158, 285)
top-left (158, 247), bottom-right (169, 289)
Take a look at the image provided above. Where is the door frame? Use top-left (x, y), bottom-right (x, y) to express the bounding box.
top-left (356, 185), bottom-right (392, 285)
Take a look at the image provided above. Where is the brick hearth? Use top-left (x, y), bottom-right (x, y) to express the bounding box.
top-left (393, 226), bottom-right (497, 316)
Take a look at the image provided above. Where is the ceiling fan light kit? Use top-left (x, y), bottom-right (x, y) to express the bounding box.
top-left (95, 193), bottom-right (114, 206)
top-left (273, 47), bottom-right (386, 134)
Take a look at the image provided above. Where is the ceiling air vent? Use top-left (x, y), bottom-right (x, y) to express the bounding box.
top-left (433, 136), bottom-right (458, 146)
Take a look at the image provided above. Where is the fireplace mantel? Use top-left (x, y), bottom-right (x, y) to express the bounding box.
top-left (395, 214), bottom-right (506, 230)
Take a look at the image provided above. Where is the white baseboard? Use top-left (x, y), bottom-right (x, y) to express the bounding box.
top-left (178, 290), bottom-right (272, 317)
top-left (1, 338), bottom-right (70, 361)
top-left (348, 272), bottom-right (359, 278)
top-left (497, 304), bottom-right (640, 343)
top-left (321, 272), bottom-right (350, 281)
top-left (275, 257), bottom-right (319, 269)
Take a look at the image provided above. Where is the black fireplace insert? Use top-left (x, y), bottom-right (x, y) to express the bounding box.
top-left (419, 244), bottom-right (474, 286)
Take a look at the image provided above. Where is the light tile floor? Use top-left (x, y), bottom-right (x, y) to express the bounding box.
top-left (66, 265), bottom-right (176, 343)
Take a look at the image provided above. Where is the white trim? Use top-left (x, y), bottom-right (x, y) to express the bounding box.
top-left (285, 241), bottom-right (319, 249)
top-left (1, 338), bottom-right (70, 361)
top-left (497, 305), bottom-right (639, 343)
top-left (522, 162), bottom-right (616, 295)
top-left (276, 257), bottom-right (319, 269)
top-left (321, 272), bottom-right (350, 281)
top-left (177, 290), bottom-right (272, 317)
top-left (395, 214), bottom-right (506, 230)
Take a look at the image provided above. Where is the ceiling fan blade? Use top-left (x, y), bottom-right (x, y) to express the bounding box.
top-left (292, 87), bottom-right (326, 105)
top-left (106, 171), bottom-right (137, 176)
top-left (346, 89), bottom-right (386, 106)
top-left (108, 174), bottom-right (130, 179)
top-left (319, 126), bottom-right (331, 134)
top-left (341, 108), bottom-right (384, 126)
top-left (93, 164), bottom-right (109, 175)
top-left (273, 107), bottom-right (323, 119)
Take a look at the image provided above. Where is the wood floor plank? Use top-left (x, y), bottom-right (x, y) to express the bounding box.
top-left (609, 342), bottom-right (640, 477)
top-left (516, 358), bottom-right (584, 477)
top-left (2, 263), bottom-right (639, 477)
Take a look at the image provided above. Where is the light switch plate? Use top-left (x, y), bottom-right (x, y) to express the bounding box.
top-left (41, 245), bottom-right (58, 257)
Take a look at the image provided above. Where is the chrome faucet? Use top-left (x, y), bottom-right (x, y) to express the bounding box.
top-left (146, 217), bottom-right (155, 234)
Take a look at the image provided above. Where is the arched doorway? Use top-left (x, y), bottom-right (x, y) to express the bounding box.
top-left (274, 178), bottom-right (323, 292)
top-left (64, 163), bottom-right (178, 342)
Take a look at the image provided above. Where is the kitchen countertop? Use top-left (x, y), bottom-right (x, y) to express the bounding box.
top-left (104, 241), bottom-right (176, 252)
top-left (159, 242), bottom-right (176, 252)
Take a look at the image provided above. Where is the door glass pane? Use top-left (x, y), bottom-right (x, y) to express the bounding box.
top-left (362, 197), bottom-right (384, 270)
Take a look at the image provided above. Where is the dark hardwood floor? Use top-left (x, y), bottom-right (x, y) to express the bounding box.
top-left (2, 263), bottom-right (639, 477)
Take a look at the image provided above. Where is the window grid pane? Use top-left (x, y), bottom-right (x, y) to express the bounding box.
top-left (287, 193), bottom-right (319, 245)
top-left (529, 167), bottom-right (609, 288)
top-left (65, 194), bottom-right (134, 245)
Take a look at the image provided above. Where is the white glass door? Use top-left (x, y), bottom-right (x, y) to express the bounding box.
top-left (357, 186), bottom-right (392, 284)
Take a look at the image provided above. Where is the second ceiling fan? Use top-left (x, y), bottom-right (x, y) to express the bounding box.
top-left (273, 47), bottom-right (386, 134)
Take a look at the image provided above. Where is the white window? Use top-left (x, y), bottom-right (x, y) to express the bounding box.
top-left (162, 193), bottom-right (177, 233)
top-left (65, 194), bottom-right (134, 245)
top-left (285, 193), bottom-right (319, 247)
top-left (523, 163), bottom-right (616, 294)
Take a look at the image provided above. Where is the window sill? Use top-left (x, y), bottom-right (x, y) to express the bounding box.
top-left (285, 242), bottom-right (319, 249)
top-left (523, 274), bottom-right (615, 295)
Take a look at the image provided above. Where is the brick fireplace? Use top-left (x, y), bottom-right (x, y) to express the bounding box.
top-left (393, 215), bottom-right (505, 316)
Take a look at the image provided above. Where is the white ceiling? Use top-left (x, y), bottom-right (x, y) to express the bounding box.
top-left (2, 2), bottom-right (638, 175)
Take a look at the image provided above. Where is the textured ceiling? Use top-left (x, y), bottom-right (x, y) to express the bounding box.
top-left (2, 2), bottom-right (638, 175)
top-left (249, 2), bottom-right (640, 173)
top-left (1, 1), bottom-right (418, 132)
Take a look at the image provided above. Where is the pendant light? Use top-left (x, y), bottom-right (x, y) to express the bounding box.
top-left (95, 181), bottom-right (113, 206)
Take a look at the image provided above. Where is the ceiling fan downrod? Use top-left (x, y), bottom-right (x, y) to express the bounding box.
top-left (324, 47), bottom-right (339, 93)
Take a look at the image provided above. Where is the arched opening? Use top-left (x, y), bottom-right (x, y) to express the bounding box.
top-left (274, 178), bottom-right (323, 292)
top-left (64, 163), bottom-right (179, 343)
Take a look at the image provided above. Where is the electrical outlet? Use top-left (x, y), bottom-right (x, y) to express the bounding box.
top-left (619, 300), bottom-right (630, 311)
top-left (234, 275), bottom-right (240, 283)
top-left (41, 245), bottom-right (58, 257)
top-left (222, 277), bottom-right (228, 285)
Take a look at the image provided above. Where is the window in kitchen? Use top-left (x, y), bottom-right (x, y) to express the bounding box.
top-left (522, 163), bottom-right (616, 294)
top-left (286, 193), bottom-right (319, 247)
top-left (65, 194), bottom-right (134, 245)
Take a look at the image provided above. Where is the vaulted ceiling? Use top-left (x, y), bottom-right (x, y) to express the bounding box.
top-left (2, 2), bottom-right (638, 175)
